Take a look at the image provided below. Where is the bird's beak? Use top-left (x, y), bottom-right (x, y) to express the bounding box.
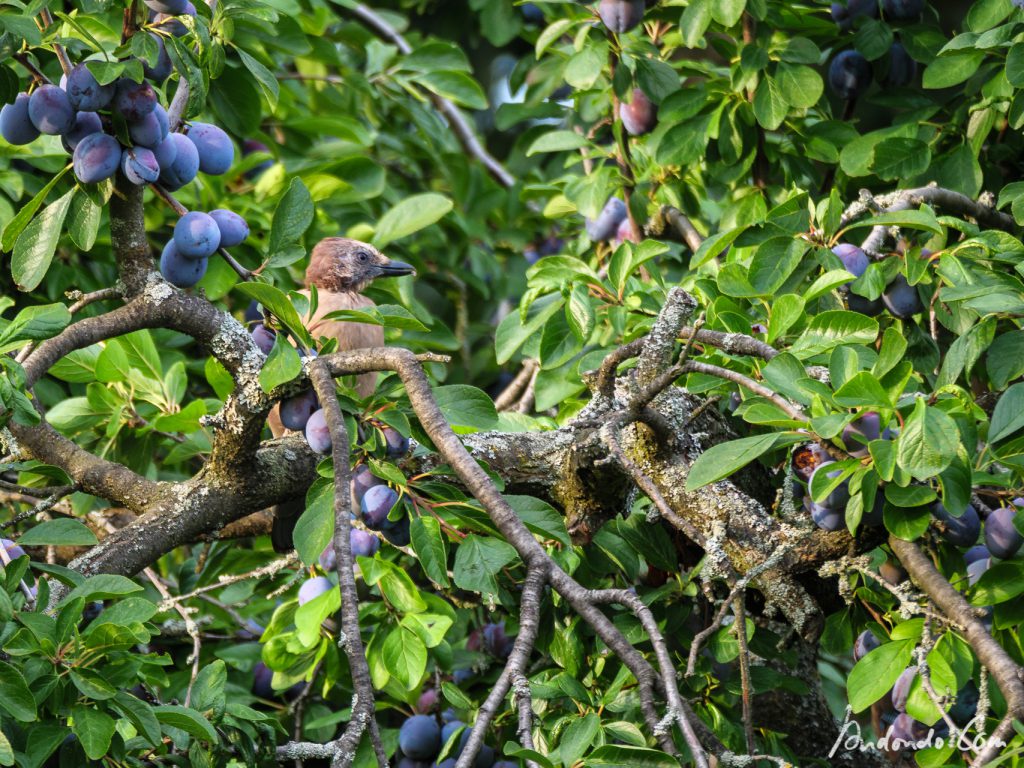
top-left (379, 260), bottom-right (416, 277)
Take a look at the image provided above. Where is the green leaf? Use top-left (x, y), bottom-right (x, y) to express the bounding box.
top-left (400, 612), bottom-right (453, 649)
top-left (17, 519), bottom-right (97, 547)
top-left (373, 193), bottom-right (453, 248)
top-left (923, 51), bottom-right (984, 89)
top-left (410, 516), bottom-right (450, 587)
top-left (0, 660), bottom-right (36, 721)
top-left (235, 282), bottom-right (314, 349)
top-left (843, 208), bottom-right (943, 235)
top-left (680, 0), bottom-right (712, 47)
top-left (0, 303), bottom-right (71, 353)
top-left (58, 574), bottom-right (143, 607)
top-left (584, 745), bottom-right (680, 768)
top-left (897, 399), bottom-right (961, 481)
top-left (418, 70), bottom-right (488, 110)
top-left (381, 625), bottom-right (427, 690)
top-left (748, 237), bottom-right (808, 294)
top-left (236, 49), bottom-right (279, 108)
top-left (990, 382), bottom-right (1024, 442)
top-left (986, 331), bottom-right (1024, 389)
top-left (452, 534), bottom-right (518, 595)
top-left (970, 562), bottom-right (1024, 606)
top-left (1, 165), bottom-right (71, 252)
top-left (12, 188), bottom-right (75, 292)
top-left (526, 130), bottom-right (589, 156)
top-left (258, 332), bottom-right (303, 393)
top-left (321, 304), bottom-right (429, 332)
top-left (870, 138), bottom-right (931, 181)
top-left (66, 193), bottom-right (101, 252)
top-left (560, 713), bottom-right (601, 765)
top-left (776, 63), bottom-right (822, 109)
top-left (0, 729), bottom-right (13, 766)
top-left (432, 385), bottom-right (498, 433)
top-left (71, 705), bottom-right (115, 759)
top-left (685, 433), bottom-right (784, 490)
top-left (833, 371), bottom-right (892, 409)
top-left (112, 692), bottom-right (162, 747)
top-left (293, 480), bottom-right (334, 567)
top-left (753, 74), bottom-right (788, 130)
top-left (505, 495), bottom-right (570, 546)
top-left (790, 311), bottom-right (879, 359)
top-left (267, 178), bottom-right (314, 256)
top-left (152, 705), bottom-right (218, 742)
top-left (847, 639), bottom-right (915, 712)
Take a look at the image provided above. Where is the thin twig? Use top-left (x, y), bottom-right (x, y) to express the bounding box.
top-left (344, 3), bottom-right (515, 188)
top-left (734, 596), bottom-right (756, 755)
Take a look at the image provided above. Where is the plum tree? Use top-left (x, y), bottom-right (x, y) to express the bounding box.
top-left (64, 63), bottom-right (114, 111)
top-left (159, 240), bottom-right (207, 288)
top-left (297, 575), bottom-right (333, 605)
top-left (27, 84), bottom-right (75, 135)
top-left (304, 408), bottom-right (331, 453)
top-left (381, 514), bottom-right (411, 546)
top-left (72, 132), bottom-right (121, 183)
top-left (352, 463), bottom-right (384, 500)
top-left (598, 0), bottom-right (644, 33)
top-left (481, 621), bottom-right (513, 658)
top-left (620, 88), bottom-right (657, 136)
top-left (173, 211), bottom-right (222, 259)
top-left (209, 209), bottom-right (249, 247)
top-left (416, 688), bottom-right (438, 713)
top-left (985, 506), bottom-right (1023, 559)
top-left (398, 715), bottom-right (441, 760)
top-left (250, 324), bottom-right (275, 354)
top-left (186, 122), bottom-right (234, 174)
top-left (828, 50), bottom-right (872, 100)
top-left (810, 502), bottom-right (844, 531)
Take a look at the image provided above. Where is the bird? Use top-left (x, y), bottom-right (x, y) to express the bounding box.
top-left (266, 237), bottom-right (414, 551)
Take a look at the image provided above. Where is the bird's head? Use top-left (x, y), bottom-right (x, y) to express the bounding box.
top-left (305, 238), bottom-right (415, 293)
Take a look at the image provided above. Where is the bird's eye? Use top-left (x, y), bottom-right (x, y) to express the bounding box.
top-left (357, 250), bottom-right (370, 262)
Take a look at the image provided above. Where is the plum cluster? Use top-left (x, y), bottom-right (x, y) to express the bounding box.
top-left (832, 243), bottom-right (925, 318)
top-left (393, 709), bottom-right (512, 768)
top-left (827, 1), bottom-right (921, 101)
top-left (853, 630), bottom-right (979, 748)
top-left (357, 466), bottom-right (412, 547)
top-left (161, 208), bottom-right (248, 287)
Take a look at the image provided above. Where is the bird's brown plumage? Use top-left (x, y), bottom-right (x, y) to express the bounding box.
top-left (268, 238), bottom-right (414, 435)
top-left (266, 238), bottom-right (414, 551)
